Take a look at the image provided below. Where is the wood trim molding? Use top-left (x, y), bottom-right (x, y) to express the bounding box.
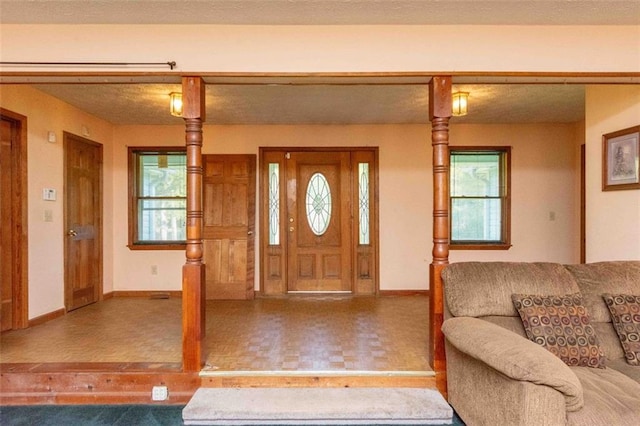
top-left (0, 366), bottom-right (199, 405)
top-left (27, 308), bottom-right (65, 328)
top-left (0, 108), bottom-right (28, 330)
top-left (378, 290), bottom-right (429, 297)
top-left (110, 291), bottom-right (182, 298)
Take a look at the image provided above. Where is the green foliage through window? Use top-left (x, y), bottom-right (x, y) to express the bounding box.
top-left (450, 148), bottom-right (510, 247)
top-left (130, 148), bottom-right (186, 246)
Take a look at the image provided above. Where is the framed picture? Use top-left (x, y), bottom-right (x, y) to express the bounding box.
top-left (602, 125), bottom-right (640, 191)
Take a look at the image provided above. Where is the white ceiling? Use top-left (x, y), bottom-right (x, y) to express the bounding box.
top-left (1, 0), bottom-right (638, 25)
top-left (3, 0), bottom-right (630, 125)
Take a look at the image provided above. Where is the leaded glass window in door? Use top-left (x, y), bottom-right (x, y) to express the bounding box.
top-left (306, 173), bottom-right (332, 236)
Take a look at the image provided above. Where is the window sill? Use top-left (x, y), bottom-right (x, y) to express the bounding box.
top-left (450, 243), bottom-right (512, 251)
top-left (128, 243), bottom-right (186, 251)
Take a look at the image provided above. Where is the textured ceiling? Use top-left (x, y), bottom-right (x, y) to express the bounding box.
top-left (32, 83), bottom-right (585, 125)
top-left (1, 0), bottom-right (638, 25)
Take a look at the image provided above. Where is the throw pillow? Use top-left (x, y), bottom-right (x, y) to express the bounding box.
top-left (512, 293), bottom-right (606, 368)
top-left (602, 294), bottom-right (640, 366)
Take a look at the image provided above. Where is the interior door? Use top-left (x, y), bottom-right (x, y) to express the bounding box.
top-left (64, 133), bottom-right (102, 312)
top-left (286, 152), bottom-right (352, 292)
top-left (202, 154), bottom-right (256, 300)
top-left (0, 118), bottom-right (13, 330)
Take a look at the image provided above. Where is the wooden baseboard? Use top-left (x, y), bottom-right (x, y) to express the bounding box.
top-left (110, 291), bottom-right (182, 299)
top-left (378, 290), bottom-right (430, 297)
top-left (28, 308), bottom-right (65, 328)
top-left (0, 365), bottom-right (199, 405)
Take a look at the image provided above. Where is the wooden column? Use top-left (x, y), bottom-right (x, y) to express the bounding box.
top-left (428, 76), bottom-right (452, 396)
top-left (182, 76), bottom-right (206, 372)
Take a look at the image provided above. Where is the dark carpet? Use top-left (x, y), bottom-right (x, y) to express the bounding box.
top-left (0, 405), bottom-right (466, 426)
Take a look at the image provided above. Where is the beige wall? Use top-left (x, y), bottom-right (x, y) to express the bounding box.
top-left (112, 123), bottom-right (580, 292)
top-left (585, 85), bottom-right (640, 261)
top-left (0, 85), bottom-right (586, 317)
top-left (1, 25), bottom-right (638, 73)
top-left (0, 86), bottom-right (114, 319)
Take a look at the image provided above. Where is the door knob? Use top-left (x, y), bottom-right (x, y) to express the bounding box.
top-left (67, 229), bottom-right (77, 237)
top-left (247, 231), bottom-right (253, 235)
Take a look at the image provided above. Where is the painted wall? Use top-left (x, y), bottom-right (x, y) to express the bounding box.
top-left (448, 124), bottom-right (580, 264)
top-left (585, 85), bottom-right (640, 261)
top-left (112, 123), bottom-right (580, 292)
top-left (0, 85), bottom-right (584, 318)
top-left (0, 86), bottom-right (114, 319)
top-left (1, 25), bottom-right (638, 73)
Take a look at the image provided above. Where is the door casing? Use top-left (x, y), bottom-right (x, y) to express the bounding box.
top-left (259, 147), bottom-right (379, 295)
top-left (0, 108), bottom-right (28, 330)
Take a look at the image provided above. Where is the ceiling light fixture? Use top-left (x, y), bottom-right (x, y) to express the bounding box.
top-left (169, 92), bottom-right (183, 117)
top-left (452, 92), bottom-right (469, 117)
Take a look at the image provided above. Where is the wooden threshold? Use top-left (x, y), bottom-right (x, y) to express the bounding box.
top-left (0, 362), bottom-right (199, 405)
top-left (200, 370), bottom-right (436, 389)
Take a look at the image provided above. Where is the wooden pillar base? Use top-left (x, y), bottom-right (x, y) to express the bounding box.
top-left (182, 263), bottom-right (205, 372)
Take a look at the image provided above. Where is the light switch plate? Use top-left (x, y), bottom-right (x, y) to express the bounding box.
top-left (42, 188), bottom-right (57, 201)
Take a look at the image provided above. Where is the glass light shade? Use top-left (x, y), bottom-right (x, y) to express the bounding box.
top-left (169, 92), bottom-right (183, 117)
top-left (452, 92), bottom-right (469, 116)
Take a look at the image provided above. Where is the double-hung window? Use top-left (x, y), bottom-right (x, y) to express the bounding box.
top-left (128, 147), bottom-right (187, 249)
top-left (449, 146), bottom-right (511, 249)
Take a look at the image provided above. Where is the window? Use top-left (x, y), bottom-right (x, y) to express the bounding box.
top-left (128, 147), bottom-right (186, 249)
top-left (449, 147), bottom-right (511, 249)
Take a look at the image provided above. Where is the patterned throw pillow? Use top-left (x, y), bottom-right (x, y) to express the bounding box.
top-left (602, 294), bottom-right (640, 366)
top-left (512, 293), bottom-right (606, 368)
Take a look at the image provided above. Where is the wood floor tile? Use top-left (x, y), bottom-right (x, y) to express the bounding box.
top-left (1, 295), bottom-right (432, 374)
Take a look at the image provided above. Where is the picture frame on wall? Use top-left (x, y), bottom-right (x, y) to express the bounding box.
top-left (602, 125), bottom-right (640, 191)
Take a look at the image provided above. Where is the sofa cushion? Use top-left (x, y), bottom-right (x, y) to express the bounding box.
top-left (608, 359), bottom-right (640, 383)
top-left (567, 366), bottom-right (640, 425)
top-left (512, 293), bottom-right (606, 368)
top-left (565, 261), bottom-right (640, 323)
top-left (603, 294), bottom-right (640, 366)
top-left (443, 262), bottom-right (580, 318)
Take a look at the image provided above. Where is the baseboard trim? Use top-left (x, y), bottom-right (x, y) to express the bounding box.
top-left (28, 308), bottom-right (65, 327)
top-left (110, 291), bottom-right (182, 299)
top-left (378, 290), bottom-right (430, 297)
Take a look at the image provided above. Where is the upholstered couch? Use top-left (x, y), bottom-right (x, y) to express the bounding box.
top-left (441, 261), bottom-right (640, 425)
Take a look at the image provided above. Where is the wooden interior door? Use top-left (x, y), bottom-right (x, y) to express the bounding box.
top-left (286, 152), bottom-right (352, 292)
top-left (64, 133), bottom-right (102, 312)
top-left (0, 118), bottom-right (14, 330)
top-left (202, 155), bottom-right (256, 300)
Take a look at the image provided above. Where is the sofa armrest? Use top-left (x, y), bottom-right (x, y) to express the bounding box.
top-left (442, 316), bottom-right (584, 411)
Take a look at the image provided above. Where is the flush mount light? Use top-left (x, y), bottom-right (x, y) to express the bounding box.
top-left (452, 91), bottom-right (469, 117)
top-left (169, 92), bottom-right (183, 117)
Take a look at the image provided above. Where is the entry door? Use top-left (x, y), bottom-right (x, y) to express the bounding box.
top-left (0, 118), bottom-right (14, 330)
top-left (286, 152), bottom-right (352, 292)
top-left (64, 133), bottom-right (102, 312)
top-left (202, 155), bottom-right (256, 300)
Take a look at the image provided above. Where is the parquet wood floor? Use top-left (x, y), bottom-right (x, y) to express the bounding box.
top-left (1, 296), bottom-right (432, 373)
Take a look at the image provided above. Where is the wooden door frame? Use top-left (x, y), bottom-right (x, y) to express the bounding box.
top-left (63, 132), bottom-right (104, 311)
top-left (259, 146), bottom-right (379, 296)
top-left (0, 108), bottom-right (28, 330)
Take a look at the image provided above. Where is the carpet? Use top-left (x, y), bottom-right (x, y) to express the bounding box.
top-left (183, 388), bottom-right (454, 425)
top-left (0, 405), bottom-right (465, 426)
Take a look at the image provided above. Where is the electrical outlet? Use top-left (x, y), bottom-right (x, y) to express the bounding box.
top-left (151, 265), bottom-right (158, 275)
top-left (152, 386), bottom-right (168, 401)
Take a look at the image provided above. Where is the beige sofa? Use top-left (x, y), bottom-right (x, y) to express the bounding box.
top-left (441, 261), bottom-right (640, 425)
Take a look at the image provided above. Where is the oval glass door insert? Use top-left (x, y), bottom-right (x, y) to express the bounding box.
top-left (306, 173), bottom-right (332, 235)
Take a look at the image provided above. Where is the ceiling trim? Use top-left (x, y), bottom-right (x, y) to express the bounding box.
top-left (1, 71), bottom-right (640, 85)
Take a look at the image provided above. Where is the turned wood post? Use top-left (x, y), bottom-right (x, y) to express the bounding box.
top-left (182, 76), bottom-right (206, 371)
top-left (429, 76), bottom-right (452, 396)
